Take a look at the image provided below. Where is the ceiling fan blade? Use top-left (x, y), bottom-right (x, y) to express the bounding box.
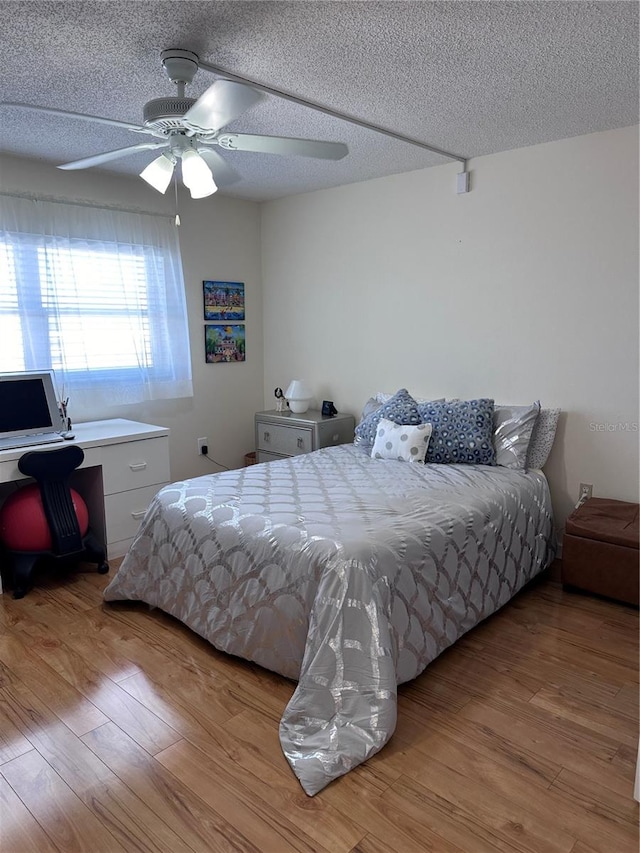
top-left (197, 148), bottom-right (242, 188)
top-left (1, 101), bottom-right (147, 132)
top-left (57, 142), bottom-right (167, 171)
top-left (182, 80), bottom-right (263, 133)
top-left (217, 133), bottom-right (348, 160)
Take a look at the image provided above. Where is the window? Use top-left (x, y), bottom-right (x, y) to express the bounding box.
top-left (0, 195), bottom-right (193, 412)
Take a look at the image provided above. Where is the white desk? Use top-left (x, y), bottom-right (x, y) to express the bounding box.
top-left (0, 419), bottom-right (170, 591)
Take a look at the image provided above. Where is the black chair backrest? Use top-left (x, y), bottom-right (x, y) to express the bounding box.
top-left (18, 445), bottom-right (86, 555)
top-left (18, 445), bottom-right (85, 480)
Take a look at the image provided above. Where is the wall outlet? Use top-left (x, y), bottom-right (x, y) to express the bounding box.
top-left (197, 437), bottom-right (208, 456)
top-left (578, 483), bottom-right (593, 502)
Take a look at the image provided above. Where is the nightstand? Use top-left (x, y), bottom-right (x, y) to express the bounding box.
top-left (255, 409), bottom-right (355, 463)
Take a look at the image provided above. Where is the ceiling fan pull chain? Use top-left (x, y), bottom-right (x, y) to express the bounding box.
top-left (174, 175), bottom-right (180, 227)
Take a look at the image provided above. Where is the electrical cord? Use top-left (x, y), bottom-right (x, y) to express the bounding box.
top-left (201, 445), bottom-right (231, 471)
top-left (574, 487), bottom-right (592, 510)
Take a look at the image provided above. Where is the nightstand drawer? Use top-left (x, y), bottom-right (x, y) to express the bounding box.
top-left (256, 422), bottom-right (312, 456)
top-left (257, 450), bottom-right (285, 464)
top-left (101, 436), bottom-right (170, 495)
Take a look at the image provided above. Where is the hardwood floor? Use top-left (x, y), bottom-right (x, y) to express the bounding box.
top-left (0, 562), bottom-right (637, 852)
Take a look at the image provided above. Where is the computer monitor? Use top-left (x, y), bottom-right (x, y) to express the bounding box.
top-left (0, 371), bottom-right (65, 441)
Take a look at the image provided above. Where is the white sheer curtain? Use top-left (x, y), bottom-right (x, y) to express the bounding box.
top-left (0, 194), bottom-right (193, 414)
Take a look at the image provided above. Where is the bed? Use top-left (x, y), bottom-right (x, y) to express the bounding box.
top-left (104, 441), bottom-right (555, 795)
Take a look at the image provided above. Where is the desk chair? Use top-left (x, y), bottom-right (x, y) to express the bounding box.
top-left (0, 445), bottom-right (108, 598)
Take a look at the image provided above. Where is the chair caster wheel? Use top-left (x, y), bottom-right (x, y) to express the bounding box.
top-left (97, 562), bottom-right (109, 575)
top-left (13, 588), bottom-right (26, 600)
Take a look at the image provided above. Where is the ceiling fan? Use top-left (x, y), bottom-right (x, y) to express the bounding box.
top-left (2, 49), bottom-right (349, 198)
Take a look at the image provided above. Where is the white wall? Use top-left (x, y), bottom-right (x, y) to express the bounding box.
top-left (3, 125), bottom-right (637, 534)
top-left (0, 154), bottom-right (264, 480)
top-left (261, 125), bottom-right (640, 533)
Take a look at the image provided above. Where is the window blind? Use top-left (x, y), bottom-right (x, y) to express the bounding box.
top-left (0, 195), bottom-right (193, 413)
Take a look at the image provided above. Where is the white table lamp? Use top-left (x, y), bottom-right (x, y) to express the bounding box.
top-left (286, 380), bottom-right (312, 414)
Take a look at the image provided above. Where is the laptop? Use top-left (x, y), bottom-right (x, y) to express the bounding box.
top-left (0, 371), bottom-right (66, 452)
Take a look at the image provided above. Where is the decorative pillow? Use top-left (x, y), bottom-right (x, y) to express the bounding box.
top-left (354, 397), bottom-right (384, 448)
top-left (493, 401), bottom-right (541, 469)
top-left (358, 397), bottom-right (382, 424)
top-left (526, 408), bottom-right (561, 469)
top-left (354, 388), bottom-right (422, 447)
top-left (371, 418), bottom-right (432, 463)
top-left (418, 398), bottom-right (496, 465)
top-left (375, 392), bottom-right (445, 405)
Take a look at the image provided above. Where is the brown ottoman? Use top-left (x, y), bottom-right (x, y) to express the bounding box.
top-left (562, 498), bottom-right (639, 606)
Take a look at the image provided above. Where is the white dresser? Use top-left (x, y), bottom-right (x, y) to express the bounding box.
top-left (0, 419), bottom-right (170, 586)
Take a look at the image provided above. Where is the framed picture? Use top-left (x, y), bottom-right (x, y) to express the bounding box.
top-left (205, 324), bottom-right (246, 363)
top-left (203, 280), bottom-right (245, 321)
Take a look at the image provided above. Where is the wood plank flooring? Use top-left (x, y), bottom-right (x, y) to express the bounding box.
top-left (0, 562), bottom-right (637, 852)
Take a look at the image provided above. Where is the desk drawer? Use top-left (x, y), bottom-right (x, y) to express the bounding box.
top-left (101, 437), bottom-right (170, 495)
top-left (0, 459), bottom-right (24, 483)
top-left (256, 422), bottom-right (312, 456)
top-left (104, 484), bottom-right (165, 545)
top-left (0, 444), bottom-right (102, 484)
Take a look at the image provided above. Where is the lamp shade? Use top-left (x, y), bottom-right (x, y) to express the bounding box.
top-left (139, 154), bottom-right (175, 194)
top-left (285, 380), bottom-right (312, 413)
top-left (181, 149), bottom-right (213, 191)
top-left (189, 174), bottom-right (218, 198)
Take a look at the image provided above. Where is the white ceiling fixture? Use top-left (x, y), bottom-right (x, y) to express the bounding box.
top-left (3, 49), bottom-right (351, 199)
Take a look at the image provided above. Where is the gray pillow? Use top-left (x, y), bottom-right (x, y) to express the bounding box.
top-left (358, 397), bottom-right (382, 424)
top-left (493, 401), bottom-right (541, 469)
top-left (526, 408), bottom-right (561, 469)
top-left (375, 392), bottom-right (445, 405)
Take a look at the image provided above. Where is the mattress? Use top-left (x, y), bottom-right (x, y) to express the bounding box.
top-left (104, 444), bottom-right (555, 795)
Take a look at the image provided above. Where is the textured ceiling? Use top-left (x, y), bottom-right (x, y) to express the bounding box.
top-left (0, 1), bottom-right (637, 202)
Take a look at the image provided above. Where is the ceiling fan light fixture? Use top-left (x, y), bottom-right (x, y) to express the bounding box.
top-left (139, 153), bottom-right (175, 193)
top-left (181, 149), bottom-right (213, 189)
top-left (189, 176), bottom-right (218, 199)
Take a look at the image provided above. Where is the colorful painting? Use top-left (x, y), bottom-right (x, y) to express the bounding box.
top-left (203, 280), bottom-right (245, 321)
top-left (205, 324), bottom-right (246, 363)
